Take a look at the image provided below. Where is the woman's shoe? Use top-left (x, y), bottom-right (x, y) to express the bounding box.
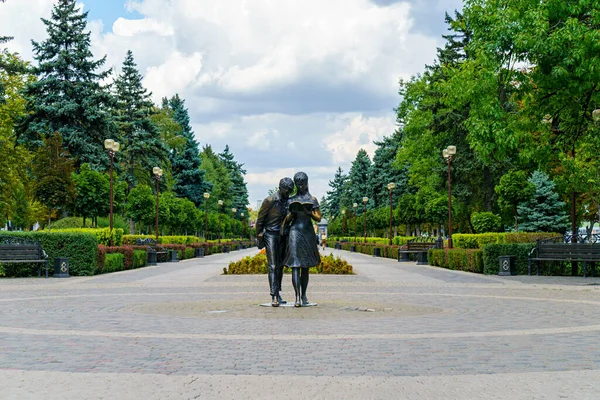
top-left (271, 296), bottom-right (279, 307)
top-left (301, 295), bottom-right (309, 305)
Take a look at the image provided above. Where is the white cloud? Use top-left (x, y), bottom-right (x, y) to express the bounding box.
top-left (324, 114), bottom-right (397, 164)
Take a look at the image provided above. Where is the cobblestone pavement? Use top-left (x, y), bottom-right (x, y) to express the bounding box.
top-left (1, 248), bottom-right (600, 399)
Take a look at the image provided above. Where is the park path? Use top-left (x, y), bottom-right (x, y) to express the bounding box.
top-left (1, 247), bottom-right (600, 399)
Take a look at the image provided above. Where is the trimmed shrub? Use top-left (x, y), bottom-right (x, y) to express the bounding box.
top-left (123, 235), bottom-right (201, 245)
top-left (453, 232), bottom-right (559, 249)
top-left (133, 250), bottom-right (147, 268)
top-left (1, 232), bottom-right (98, 276)
top-left (329, 236), bottom-right (415, 246)
top-left (103, 253), bottom-right (124, 273)
top-left (184, 247), bottom-right (195, 259)
top-left (428, 249), bottom-right (483, 273)
top-left (97, 245), bottom-right (134, 272)
top-left (482, 243), bottom-right (536, 275)
top-left (225, 252), bottom-right (353, 274)
top-left (471, 212), bottom-right (502, 233)
top-left (52, 228), bottom-right (123, 246)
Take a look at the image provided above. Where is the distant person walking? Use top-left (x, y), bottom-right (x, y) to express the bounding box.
top-left (320, 230), bottom-right (327, 251)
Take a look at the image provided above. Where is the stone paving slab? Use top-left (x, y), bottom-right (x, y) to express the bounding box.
top-left (1, 247), bottom-right (600, 399)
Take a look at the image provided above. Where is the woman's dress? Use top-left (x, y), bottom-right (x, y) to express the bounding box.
top-left (283, 194), bottom-right (321, 268)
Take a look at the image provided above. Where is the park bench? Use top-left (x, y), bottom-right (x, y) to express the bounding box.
top-left (0, 236), bottom-right (49, 278)
top-left (528, 235), bottom-right (600, 277)
top-left (135, 238), bottom-right (167, 265)
top-left (398, 237), bottom-right (439, 265)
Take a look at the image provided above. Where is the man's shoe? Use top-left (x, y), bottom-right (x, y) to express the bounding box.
top-left (301, 295), bottom-right (309, 305)
top-left (277, 294), bottom-right (287, 304)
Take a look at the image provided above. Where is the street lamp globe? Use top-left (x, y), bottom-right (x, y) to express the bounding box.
top-left (447, 145), bottom-right (456, 156)
top-left (593, 109), bottom-right (600, 122)
top-left (218, 200), bottom-right (223, 206)
top-left (232, 208), bottom-right (237, 214)
top-left (353, 203), bottom-right (358, 209)
top-left (362, 197), bottom-right (368, 204)
top-left (387, 182), bottom-right (396, 190)
top-left (203, 193), bottom-right (210, 199)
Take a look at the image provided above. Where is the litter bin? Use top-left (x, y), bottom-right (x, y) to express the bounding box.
top-left (373, 248), bottom-right (381, 257)
top-left (168, 250), bottom-right (179, 262)
top-left (350, 245), bottom-right (356, 252)
top-left (223, 245), bottom-right (230, 253)
top-left (499, 255), bottom-right (517, 276)
top-left (195, 247), bottom-right (204, 258)
top-left (53, 257), bottom-right (70, 278)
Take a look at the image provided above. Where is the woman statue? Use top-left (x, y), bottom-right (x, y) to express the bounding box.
top-left (281, 172), bottom-right (322, 307)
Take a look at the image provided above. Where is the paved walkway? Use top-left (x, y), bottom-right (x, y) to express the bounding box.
top-left (1, 248), bottom-right (600, 399)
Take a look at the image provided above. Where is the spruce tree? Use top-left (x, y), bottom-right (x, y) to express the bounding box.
top-left (113, 50), bottom-right (168, 191)
top-left (200, 145), bottom-right (231, 211)
top-left (348, 149), bottom-right (372, 209)
top-left (0, 0), bottom-right (14, 104)
top-left (368, 131), bottom-right (409, 208)
top-left (518, 171), bottom-right (569, 233)
top-left (326, 167), bottom-right (348, 217)
top-left (16, 0), bottom-right (113, 168)
top-left (219, 145), bottom-right (249, 216)
top-left (166, 94), bottom-right (209, 206)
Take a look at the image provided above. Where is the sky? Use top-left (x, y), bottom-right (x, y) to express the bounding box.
top-left (1, 0), bottom-right (464, 209)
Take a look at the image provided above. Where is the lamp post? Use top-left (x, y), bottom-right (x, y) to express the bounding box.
top-left (152, 167), bottom-right (163, 242)
top-left (218, 200), bottom-right (223, 243)
top-left (241, 212), bottom-right (245, 239)
top-left (353, 203), bottom-right (358, 243)
top-left (443, 145), bottom-right (457, 249)
top-left (231, 208), bottom-right (237, 237)
top-left (203, 192), bottom-right (210, 240)
top-left (104, 139), bottom-right (120, 246)
top-left (387, 182), bottom-right (396, 245)
top-left (362, 197), bottom-right (368, 243)
top-left (341, 209), bottom-right (346, 236)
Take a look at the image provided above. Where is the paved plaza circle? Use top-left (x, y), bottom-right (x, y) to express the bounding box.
top-left (1, 248), bottom-right (600, 399)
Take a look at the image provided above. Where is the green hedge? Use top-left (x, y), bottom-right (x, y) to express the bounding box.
top-left (225, 252), bottom-right (353, 274)
top-left (329, 236), bottom-right (415, 246)
top-left (103, 253), bottom-right (124, 273)
top-left (1, 232), bottom-right (98, 276)
top-left (452, 232), bottom-right (559, 249)
top-left (428, 249), bottom-right (484, 273)
top-left (133, 250), bottom-right (147, 268)
top-left (51, 228), bottom-right (124, 246)
top-left (482, 243), bottom-right (536, 275)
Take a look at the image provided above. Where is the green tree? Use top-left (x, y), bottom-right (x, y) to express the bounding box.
top-left (72, 163), bottom-right (110, 227)
top-left (200, 145), bottom-right (231, 210)
top-left (471, 211), bottom-right (502, 233)
top-left (518, 171), bottom-right (568, 233)
top-left (368, 131), bottom-right (408, 208)
top-left (113, 50), bottom-right (168, 192)
top-left (166, 94), bottom-right (210, 206)
top-left (125, 184), bottom-right (154, 230)
top-left (31, 132), bottom-right (75, 226)
top-left (348, 149), bottom-right (372, 208)
top-left (219, 145), bottom-right (249, 216)
top-left (17, 0), bottom-right (113, 168)
top-left (495, 170), bottom-right (535, 231)
top-left (326, 167), bottom-right (348, 218)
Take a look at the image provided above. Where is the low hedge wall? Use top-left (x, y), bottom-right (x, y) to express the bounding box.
top-left (329, 236), bottom-right (416, 246)
top-left (482, 243), bottom-right (536, 275)
top-left (103, 253), bottom-right (125, 273)
top-left (225, 252), bottom-right (353, 274)
top-left (51, 228), bottom-right (124, 246)
top-left (1, 232), bottom-right (98, 276)
top-left (428, 249), bottom-right (484, 273)
top-left (452, 232), bottom-right (559, 249)
top-left (122, 235), bottom-right (202, 245)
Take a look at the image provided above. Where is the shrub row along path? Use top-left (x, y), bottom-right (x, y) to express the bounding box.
top-left (1, 248), bottom-right (600, 399)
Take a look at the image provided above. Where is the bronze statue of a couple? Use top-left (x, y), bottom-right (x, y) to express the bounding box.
top-left (255, 172), bottom-right (322, 307)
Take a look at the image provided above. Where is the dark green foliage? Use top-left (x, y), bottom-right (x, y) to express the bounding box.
top-left (348, 149), bottom-right (372, 209)
top-left (428, 249), bottom-right (483, 273)
top-left (31, 132), bottom-right (75, 221)
top-left (482, 243), bottom-right (536, 275)
top-left (368, 131), bottom-right (408, 208)
top-left (326, 167), bottom-right (348, 217)
top-left (453, 232), bottom-right (559, 249)
top-left (16, 0), bottom-right (113, 168)
top-left (114, 50), bottom-right (168, 191)
top-left (165, 94), bottom-right (210, 206)
top-left (72, 163), bottom-right (109, 225)
top-left (2, 231), bottom-right (98, 276)
top-left (219, 145), bottom-right (249, 217)
top-left (471, 212), bottom-right (502, 233)
top-left (132, 249), bottom-right (147, 268)
top-left (518, 171), bottom-right (569, 233)
top-left (103, 253), bottom-right (124, 273)
top-left (495, 171), bottom-right (535, 230)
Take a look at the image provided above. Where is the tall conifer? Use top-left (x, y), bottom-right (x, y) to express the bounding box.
top-left (17, 0), bottom-right (113, 168)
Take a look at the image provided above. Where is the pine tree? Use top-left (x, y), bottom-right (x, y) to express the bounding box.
top-left (0, 0), bottom-right (14, 104)
top-left (16, 0), bottom-right (113, 168)
top-left (326, 167), bottom-right (348, 217)
top-left (219, 145), bottom-right (249, 216)
top-left (166, 94), bottom-right (210, 206)
top-left (518, 171), bottom-right (569, 233)
top-left (348, 149), bottom-right (372, 209)
top-left (113, 50), bottom-right (168, 191)
top-left (368, 131), bottom-right (409, 208)
top-left (200, 145), bottom-right (231, 211)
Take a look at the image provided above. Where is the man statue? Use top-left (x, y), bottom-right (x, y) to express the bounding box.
top-left (256, 177), bottom-right (294, 307)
